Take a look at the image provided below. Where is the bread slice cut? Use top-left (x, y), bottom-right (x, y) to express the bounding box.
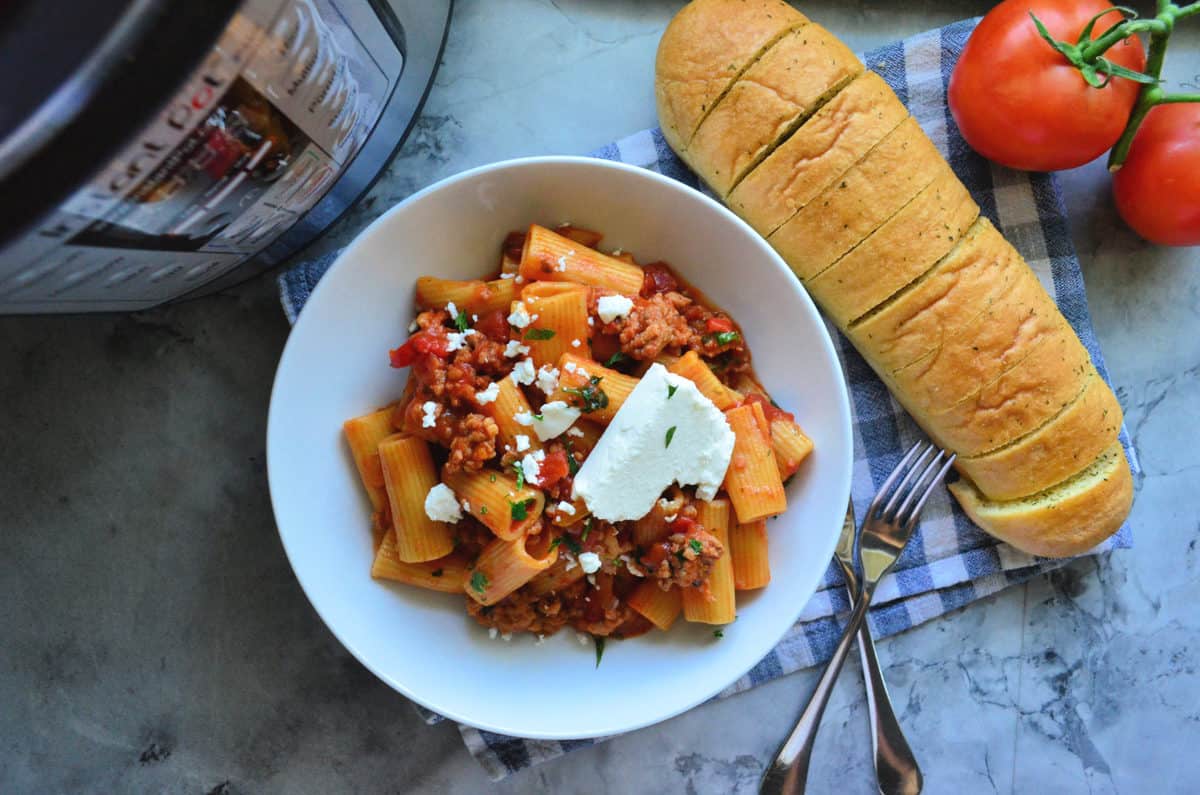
top-left (806, 164), bottom-right (980, 325)
top-left (728, 71), bottom-right (909, 236)
top-left (956, 370), bottom-right (1122, 501)
top-left (930, 319), bottom-right (1094, 455)
top-left (655, 0), bottom-right (808, 155)
top-left (685, 23), bottom-right (862, 196)
top-left (949, 441), bottom-right (1133, 558)
top-left (885, 257), bottom-right (1061, 415)
top-left (768, 116), bottom-right (946, 280)
top-left (847, 218), bottom-right (1025, 374)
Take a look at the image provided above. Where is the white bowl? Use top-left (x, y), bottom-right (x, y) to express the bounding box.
top-left (267, 156), bottom-right (853, 739)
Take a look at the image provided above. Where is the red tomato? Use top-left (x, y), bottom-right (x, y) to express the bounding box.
top-left (474, 309), bottom-right (510, 341)
top-left (640, 262), bottom-right (678, 297)
top-left (1113, 104), bottom-right (1200, 246)
top-left (536, 448), bottom-right (571, 488)
top-left (948, 0), bottom-right (1145, 171)
top-left (705, 316), bottom-right (735, 334)
top-left (388, 331), bottom-right (448, 368)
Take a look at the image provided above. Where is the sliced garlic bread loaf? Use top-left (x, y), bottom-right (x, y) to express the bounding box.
top-left (654, 0), bottom-right (1132, 555)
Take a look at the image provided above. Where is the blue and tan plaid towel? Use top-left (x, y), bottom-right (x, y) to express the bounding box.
top-left (279, 18), bottom-right (1139, 781)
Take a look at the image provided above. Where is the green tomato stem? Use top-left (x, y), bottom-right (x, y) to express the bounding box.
top-left (1158, 91), bottom-right (1200, 102)
top-left (1079, 19), bottom-right (1164, 61)
top-left (1175, 2), bottom-right (1200, 20)
top-left (1106, 5), bottom-right (1184, 170)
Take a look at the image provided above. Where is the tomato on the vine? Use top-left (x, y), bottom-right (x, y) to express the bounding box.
top-left (948, 0), bottom-right (1145, 172)
top-left (1113, 104), bottom-right (1200, 247)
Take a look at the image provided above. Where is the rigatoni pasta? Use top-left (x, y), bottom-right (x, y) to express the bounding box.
top-left (346, 219), bottom-right (815, 647)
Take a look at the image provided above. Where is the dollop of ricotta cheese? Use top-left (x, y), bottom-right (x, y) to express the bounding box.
top-left (572, 363), bottom-right (734, 521)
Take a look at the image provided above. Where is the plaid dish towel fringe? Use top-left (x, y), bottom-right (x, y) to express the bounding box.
top-left (278, 18), bottom-right (1140, 781)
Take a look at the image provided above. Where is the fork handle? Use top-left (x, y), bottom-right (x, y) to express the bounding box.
top-left (857, 619), bottom-right (923, 794)
top-left (760, 593), bottom-right (872, 795)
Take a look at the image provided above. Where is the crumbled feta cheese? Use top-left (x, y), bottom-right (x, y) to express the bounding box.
top-left (556, 255), bottom-right (568, 272)
top-left (510, 357), bottom-right (536, 386)
top-left (573, 364), bottom-right (735, 521)
top-left (520, 452), bottom-right (541, 484)
top-left (472, 314), bottom-right (479, 322)
top-left (566, 426), bottom-right (585, 438)
top-left (577, 632), bottom-right (590, 646)
top-left (657, 497), bottom-right (672, 511)
top-left (527, 296), bottom-right (538, 304)
top-left (445, 329), bottom-right (476, 352)
top-left (514, 411), bottom-right (534, 426)
top-left (578, 551), bottom-right (602, 574)
top-left (421, 401), bottom-right (439, 428)
top-left (570, 338), bottom-right (582, 348)
top-left (504, 340), bottom-right (531, 358)
top-left (587, 317), bottom-right (594, 327)
top-left (664, 514), bottom-right (678, 523)
top-left (515, 434), bottom-right (531, 452)
top-left (564, 553), bottom-right (578, 571)
top-left (620, 555), bottom-right (644, 577)
top-left (489, 627), bottom-right (498, 639)
top-left (535, 634), bottom-right (546, 646)
top-left (536, 365), bottom-right (560, 396)
top-left (530, 313), bottom-right (539, 322)
top-left (462, 500), bottom-right (471, 512)
top-left (556, 501), bottom-right (576, 516)
top-left (445, 301), bottom-right (458, 319)
top-left (515, 275), bottom-right (524, 284)
top-left (611, 248), bottom-right (624, 256)
top-left (475, 381), bottom-right (500, 405)
top-left (501, 632), bottom-right (512, 642)
top-left (423, 483), bottom-right (462, 523)
top-left (500, 272), bottom-right (515, 280)
top-left (597, 294), bottom-right (634, 323)
top-left (530, 400), bottom-right (581, 441)
top-left (564, 362), bottom-right (577, 374)
top-left (408, 319), bottom-right (419, 333)
top-left (587, 574), bottom-right (597, 587)
top-left (508, 302), bottom-right (531, 328)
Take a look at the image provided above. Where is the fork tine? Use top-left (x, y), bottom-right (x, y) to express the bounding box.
top-left (899, 451), bottom-right (957, 530)
top-left (893, 450), bottom-right (949, 522)
top-left (866, 441), bottom-right (930, 519)
top-left (880, 445), bottom-right (936, 521)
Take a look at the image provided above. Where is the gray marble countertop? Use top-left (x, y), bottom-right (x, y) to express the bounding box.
top-left (2, 1), bottom-right (1199, 793)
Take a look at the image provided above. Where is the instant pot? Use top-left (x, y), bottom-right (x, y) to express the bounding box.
top-left (0, 0), bottom-right (450, 314)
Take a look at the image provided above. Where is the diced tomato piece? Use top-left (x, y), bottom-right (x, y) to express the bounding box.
top-left (474, 309), bottom-right (509, 341)
top-left (742, 393), bottom-right (795, 424)
top-left (705, 316), bottom-right (735, 334)
top-left (641, 262), bottom-right (678, 297)
top-left (388, 331), bottom-right (449, 368)
top-left (667, 515), bottom-right (698, 535)
top-left (536, 448), bottom-right (571, 488)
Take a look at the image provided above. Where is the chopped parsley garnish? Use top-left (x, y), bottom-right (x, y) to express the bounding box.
top-left (667, 383), bottom-right (678, 399)
top-left (563, 535), bottom-right (583, 555)
top-left (525, 328), bottom-right (555, 340)
top-left (674, 549), bottom-right (686, 564)
top-left (489, 473), bottom-right (497, 483)
top-left (582, 516), bottom-right (594, 540)
top-left (603, 351), bottom-right (628, 368)
top-left (713, 629), bottom-right (724, 639)
top-left (689, 538), bottom-right (703, 555)
top-left (664, 426), bottom-right (677, 448)
top-left (510, 499), bottom-right (531, 521)
top-left (563, 375), bottom-right (609, 413)
top-left (469, 571), bottom-right (488, 594)
top-left (453, 311), bottom-right (470, 332)
top-left (431, 569), bottom-right (444, 578)
top-left (549, 537), bottom-right (563, 551)
top-left (565, 443), bottom-right (581, 476)
top-left (714, 330), bottom-right (739, 346)
top-left (594, 636), bottom-right (606, 668)
top-left (512, 462), bottom-right (525, 490)
top-left (532, 413), bottom-right (544, 421)
top-left (479, 505), bottom-right (488, 515)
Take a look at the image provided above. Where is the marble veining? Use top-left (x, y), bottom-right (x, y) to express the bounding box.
top-left (1, 1), bottom-right (1198, 792)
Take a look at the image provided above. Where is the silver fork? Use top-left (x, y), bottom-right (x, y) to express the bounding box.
top-left (836, 501), bottom-right (924, 795)
top-left (760, 442), bottom-right (955, 795)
